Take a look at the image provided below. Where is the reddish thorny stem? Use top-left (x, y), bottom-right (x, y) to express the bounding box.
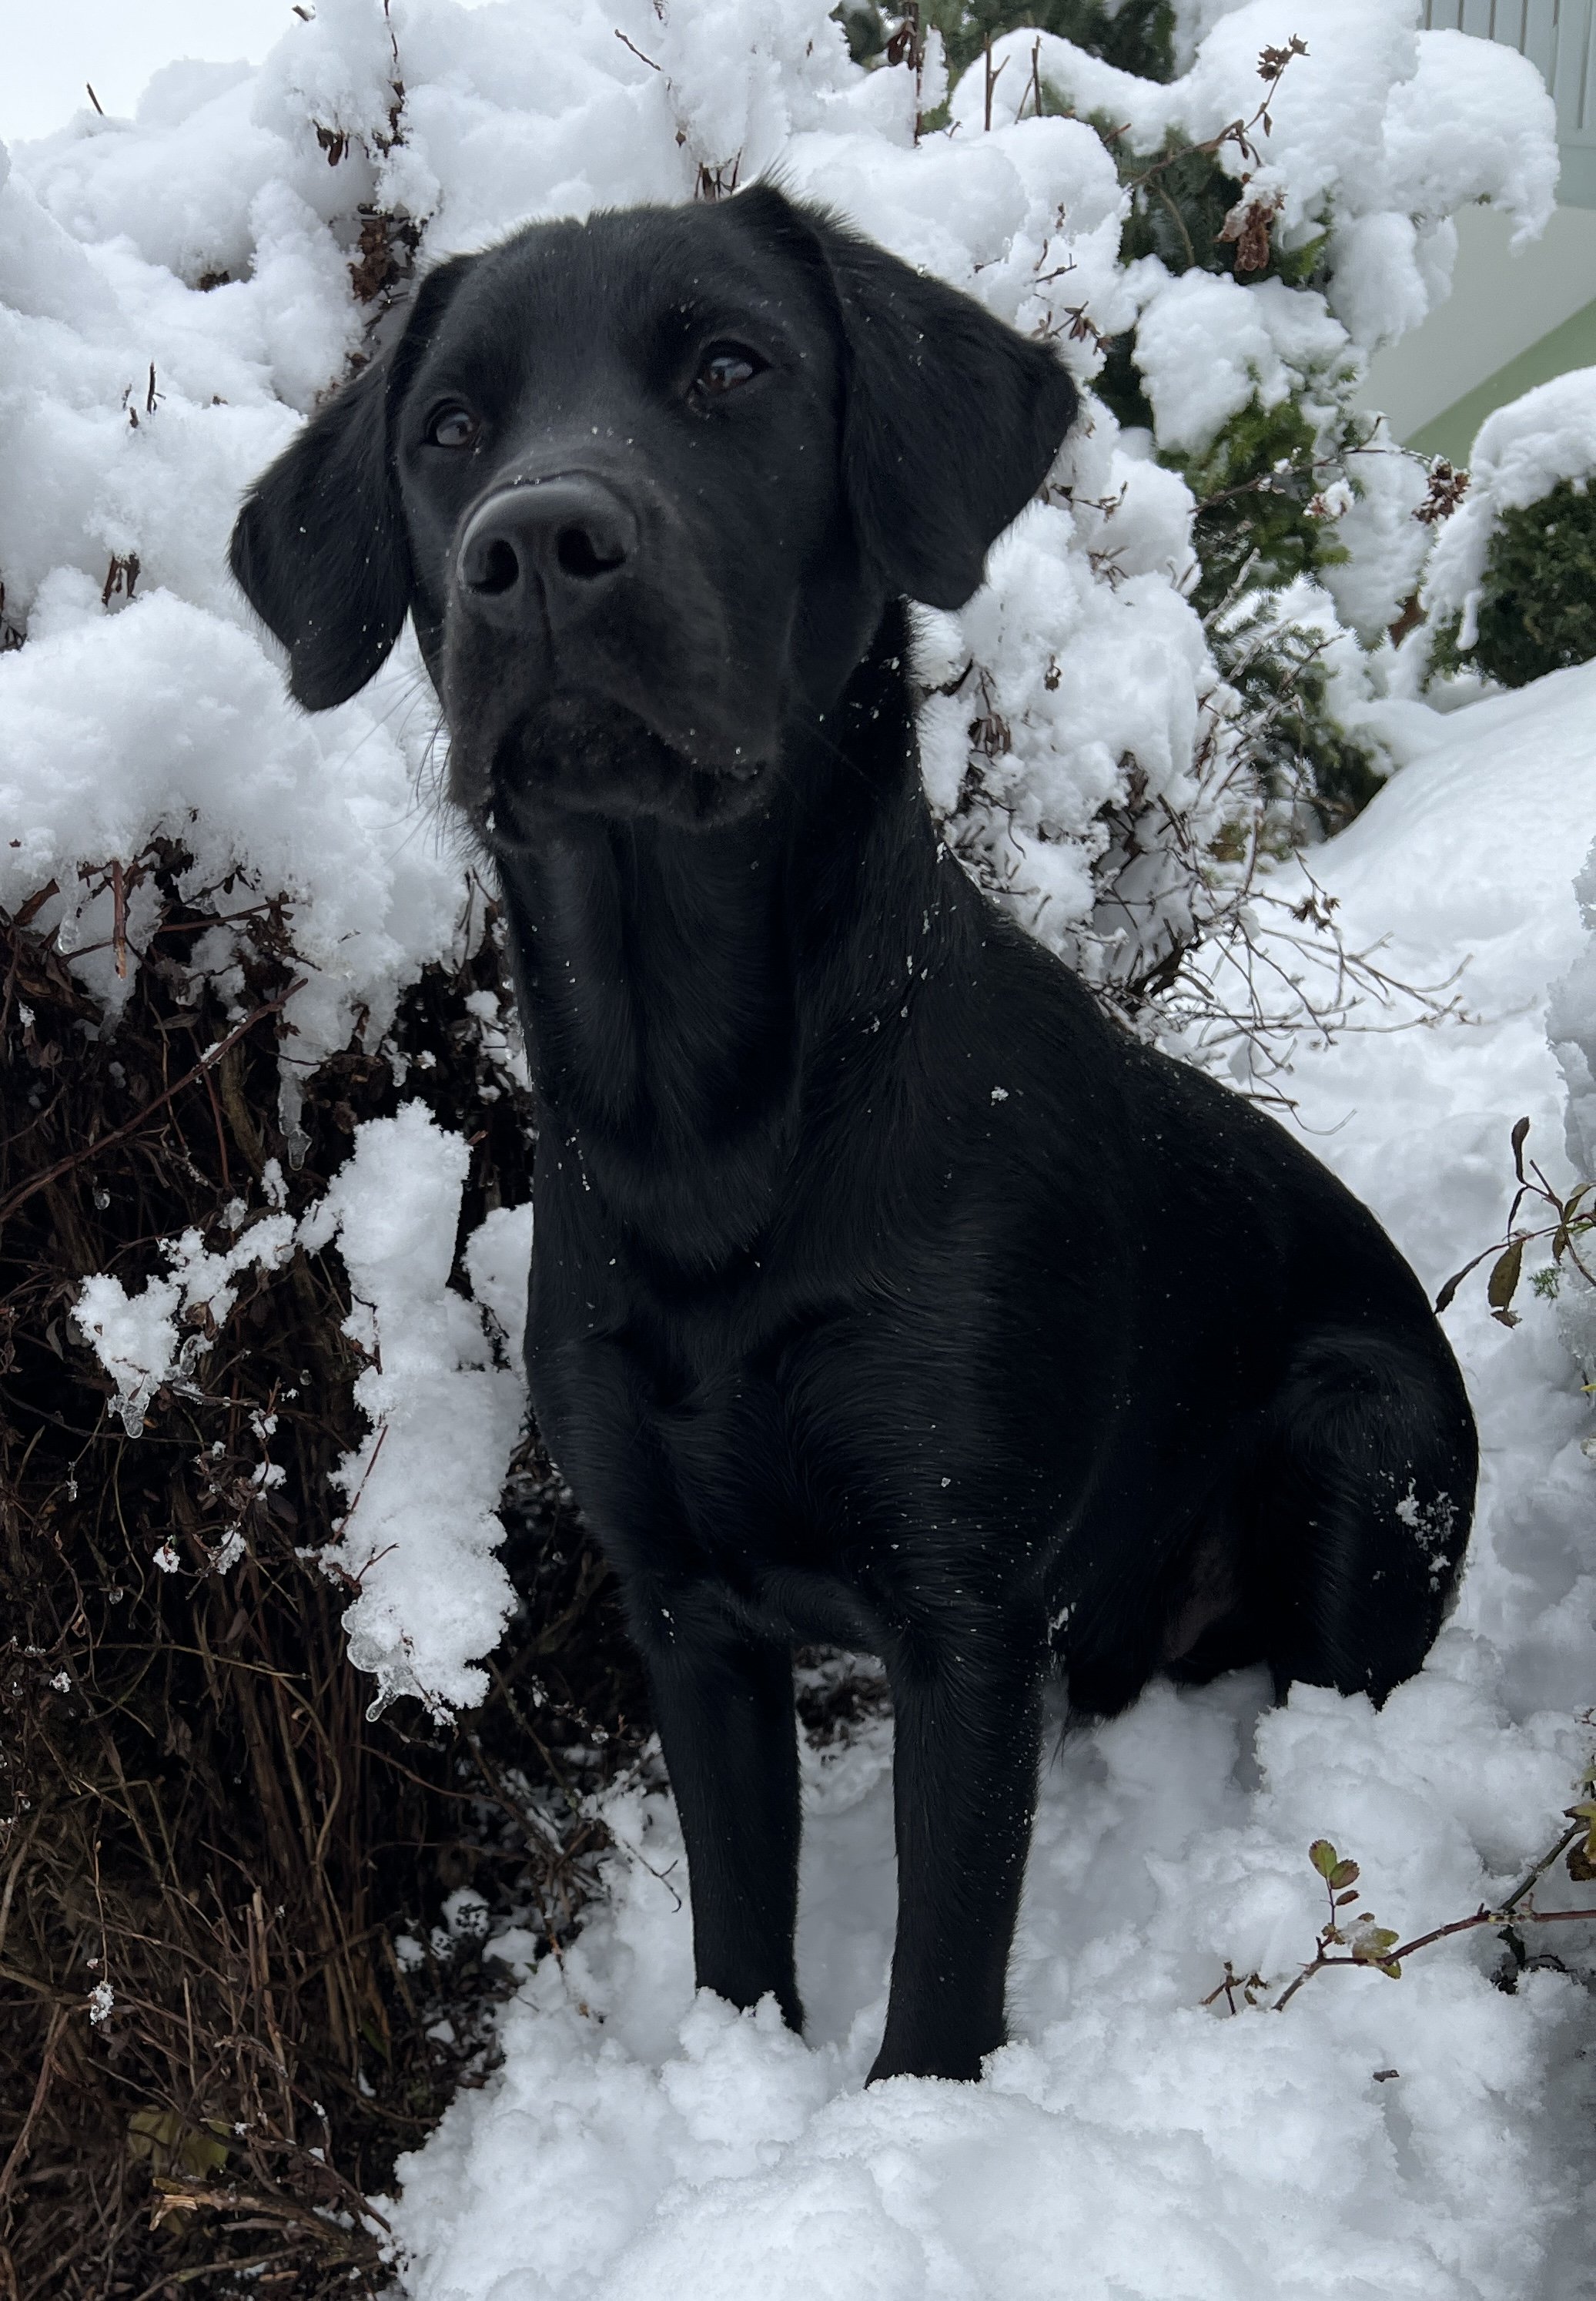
top-left (1269, 1820), bottom-right (1594, 2013)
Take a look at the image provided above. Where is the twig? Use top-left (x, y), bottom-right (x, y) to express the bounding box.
top-left (0, 2003), bottom-right (69, 2201)
top-left (1123, 38), bottom-right (1308, 198)
top-left (111, 858), bottom-right (129, 980)
top-left (1272, 1820), bottom-right (1594, 2011)
top-left (982, 36), bottom-right (1005, 132)
top-left (1435, 1119), bottom-right (1596, 1321)
top-left (1273, 1897), bottom-right (1594, 2011)
top-left (0, 983), bottom-right (303, 1231)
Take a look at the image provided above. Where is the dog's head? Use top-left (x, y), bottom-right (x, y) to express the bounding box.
top-left (230, 185), bottom-right (1076, 838)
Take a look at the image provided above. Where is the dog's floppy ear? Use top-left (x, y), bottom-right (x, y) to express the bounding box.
top-left (737, 185), bottom-right (1077, 611)
top-left (229, 256), bottom-right (477, 709)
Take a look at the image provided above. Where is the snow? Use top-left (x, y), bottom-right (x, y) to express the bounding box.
top-left (69, 1100), bottom-right (529, 1682)
top-left (385, 660), bottom-right (1596, 2301)
top-left (915, 442), bottom-right (1210, 942)
top-left (463, 1202), bottom-right (537, 1365)
top-left (957, 1), bottom-right (1554, 666)
top-left (1552, 837), bottom-right (1596, 1196)
top-left (72, 1270), bottom-right (186, 1441)
top-left (929, 4), bottom-right (1556, 950)
top-left (72, 1205), bottom-right (297, 1436)
top-left (1132, 267), bottom-right (1354, 459)
top-left (1324, 417), bottom-right (1434, 645)
top-left (304, 1103), bottom-right (525, 1718)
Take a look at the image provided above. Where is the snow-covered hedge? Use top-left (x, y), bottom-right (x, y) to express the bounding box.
top-left (1004, 2), bottom-right (1553, 645)
top-left (1424, 366), bottom-right (1596, 689)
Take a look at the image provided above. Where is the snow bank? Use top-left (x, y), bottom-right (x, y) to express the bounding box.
top-left (385, 651), bottom-right (1596, 2301)
top-left (1552, 836), bottom-right (1596, 1191)
top-left (393, 1688), bottom-right (1584, 2301)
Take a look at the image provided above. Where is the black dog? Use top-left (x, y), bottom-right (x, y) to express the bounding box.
top-left (231, 184), bottom-right (1476, 2084)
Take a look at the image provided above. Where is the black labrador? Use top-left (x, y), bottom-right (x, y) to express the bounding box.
top-left (231, 184), bottom-right (1476, 2084)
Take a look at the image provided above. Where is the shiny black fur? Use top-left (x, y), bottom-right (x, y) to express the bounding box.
top-left (230, 184), bottom-right (1476, 2084)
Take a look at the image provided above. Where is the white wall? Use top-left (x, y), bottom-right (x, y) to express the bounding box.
top-left (1358, 202), bottom-right (1596, 438)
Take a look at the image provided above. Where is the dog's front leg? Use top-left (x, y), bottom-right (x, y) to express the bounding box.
top-left (871, 1623), bottom-right (1044, 2084)
top-left (639, 1605), bottom-right (804, 2032)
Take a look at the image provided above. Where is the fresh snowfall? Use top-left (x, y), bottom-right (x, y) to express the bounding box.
top-left (0, 2), bottom-right (1592, 2296)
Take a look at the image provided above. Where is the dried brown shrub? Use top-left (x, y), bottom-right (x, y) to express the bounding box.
top-left (0, 852), bottom-right (645, 2297)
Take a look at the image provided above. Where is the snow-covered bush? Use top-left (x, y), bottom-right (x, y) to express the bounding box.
top-left (1425, 367), bottom-right (1596, 689)
top-left (959, 4), bottom-right (1555, 847)
top-left (854, 0), bottom-right (1179, 82)
top-left (0, 839), bottom-right (641, 2292)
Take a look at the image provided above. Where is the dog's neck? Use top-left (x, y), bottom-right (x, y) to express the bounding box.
top-left (490, 603), bottom-right (955, 1262)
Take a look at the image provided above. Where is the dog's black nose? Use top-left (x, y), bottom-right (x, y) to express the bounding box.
top-left (457, 477), bottom-right (636, 627)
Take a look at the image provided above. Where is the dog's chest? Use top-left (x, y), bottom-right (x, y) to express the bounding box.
top-left (527, 1269), bottom-right (915, 1646)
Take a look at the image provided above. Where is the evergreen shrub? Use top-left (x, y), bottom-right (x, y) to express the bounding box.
top-left (1430, 477), bottom-right (1596, 690)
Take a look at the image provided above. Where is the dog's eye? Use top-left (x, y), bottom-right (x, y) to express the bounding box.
top-left (694, 345), bottom-right (765, 398)
top-left (426, 404), bottom-right (480, 450)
